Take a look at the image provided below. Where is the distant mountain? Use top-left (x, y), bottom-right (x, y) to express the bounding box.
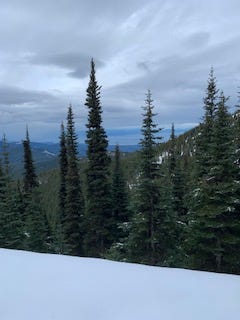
top-left (0, 141), bottom-right (140, 176)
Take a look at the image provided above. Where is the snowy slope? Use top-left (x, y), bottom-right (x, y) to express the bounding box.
top-left (0, 249), bottom-right (240, 320)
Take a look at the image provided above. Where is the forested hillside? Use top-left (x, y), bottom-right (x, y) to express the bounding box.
top-left (0, 63), bottom-right (239, 275)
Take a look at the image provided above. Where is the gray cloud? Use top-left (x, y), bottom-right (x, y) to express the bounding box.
top-left (137, 61), bottom-right (151, 72)
top-left (184, 32), bottom-right (210, 49)
top-left (0, 86), bottom-right (55, 105)
top-left (29, 53), bottom-right (104, 78)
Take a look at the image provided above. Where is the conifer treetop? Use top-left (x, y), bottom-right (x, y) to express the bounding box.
top-left (203, 67), bottom-right (219, 120)
top-left (85, 59), bottom-right (102, 129)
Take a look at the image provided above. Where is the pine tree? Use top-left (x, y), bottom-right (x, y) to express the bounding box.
top-left (187, 69), bottom-right (219, 270)
top-left (8, 182), bottom-right (25, 249)
top-left (169, 123), bottom-right (177, 175)
top-left (195, 67), bottom-right (218, 178)
top-left (111, 144), bottom-right (129, 242)
top-left (59, 122), bottom-right (68, 219)
top-left (84, 59), bottom-right (112, 257)
top-left (64, 105), bottom-right (84, 256)
top-left (57, 122), bottom-right (68, 252)
top-left (21, 128), bottom-right (50, 252)
top-left (0, 138), bottom-right (24, 250)
top-left (232, 96), bottom-right (240, 274)
top-left (24, 188), bottom-right (49, 253)
top-left (168, 123), bottom-right (187, 265)
top-left (23, 128), bottom-right (38, 194)
top-left (2, 134), bottom-right (10, 179)
top-left (168, 123), bottom-right (186, 218)
top-left (128, 90), bottom-right (174, 265)
top-left (189, 90), bottom-right (238, 273)
top-left (0, 159), bottom-right (8, 247)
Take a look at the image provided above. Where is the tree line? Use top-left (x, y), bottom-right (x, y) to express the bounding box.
top-left (0, 62), bottom-right (239, 275)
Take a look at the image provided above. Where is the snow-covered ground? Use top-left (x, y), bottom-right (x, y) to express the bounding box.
top-left (0, 248), bottom-right (240, 320)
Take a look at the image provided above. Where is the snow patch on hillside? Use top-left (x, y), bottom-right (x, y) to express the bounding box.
top-left (42, 150), bottom-right (57, 157)
top-left (0, 248), bottom-right (239, 320)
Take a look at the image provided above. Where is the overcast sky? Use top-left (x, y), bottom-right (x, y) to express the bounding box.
top-left (0, 0), bottom-right (240, 144)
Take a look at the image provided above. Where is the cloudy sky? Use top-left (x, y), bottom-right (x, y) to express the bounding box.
top-left (0, 0), bottom-right (240, 144)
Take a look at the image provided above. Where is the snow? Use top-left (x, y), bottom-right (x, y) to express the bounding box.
top-left (43, 150), bottom-right (57, 157)
top-left (0, 249), bottom-right (240, 320)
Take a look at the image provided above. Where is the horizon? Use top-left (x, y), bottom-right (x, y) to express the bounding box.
top-left (1, 125), bottom-right (195, 145)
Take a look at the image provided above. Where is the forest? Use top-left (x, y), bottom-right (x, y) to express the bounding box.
top-left (0, 61), bottom-right (240, 275)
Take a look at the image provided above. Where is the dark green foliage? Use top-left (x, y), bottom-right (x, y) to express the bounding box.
top-left (169, 123), bottom-right (177, 174)
top-left (188, 88), bottom-right (239, 273)
top-left (169, 123), bottom-right (187, 219)
top-left (0, 140), bottom-right (24, 249)
top-left (4, 183), bottom-right (24, 249)
top-left (21, 129), bottom-right (51, 253)
top-left (56, 122), bottom-right (68, 252)
top-left (105, 145), bottom-right (130, 259)
top-left (64, 105), bottom-right (84, 256)
top-left (2, 134), bottom-right (10, 178)
top-left (167, 123), bottom-right (188, 266)
top-left (111, 145), bottom-right (129, 236)
top-left (187, 69), bottom-right (219, 270)
top-left (59, 122), bottom-right (68, 223)
top-left (84, 59), bottom-right (112, 257)
top-left (23, 128), bottom-right (38, 193)
top-left (23, 188), bottom-right (50, 252)
top-left (219, 93), bottom-right (240, 274)
top-left (0, 160), bottom-right (9, 247)
top-left (195, 67), bottom-right (218, 178)
top-left (38, 169), bottom-right (61, 253)
top-left (128, 90), bottom-right (175, 265)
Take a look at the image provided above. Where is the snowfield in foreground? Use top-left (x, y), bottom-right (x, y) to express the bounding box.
top-left (0, 249), bottom-right (240, 320)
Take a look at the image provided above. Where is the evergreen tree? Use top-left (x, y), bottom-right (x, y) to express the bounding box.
top-left (59, 122), bottom-right (68, 220)
top-left (64, 105), bottom-right (84, 256)
top-left (111, 144), bottom-right (129, 242)
top-left (189, 91), bottom-right (238, 273)
top-left (7, 183), bottom-right (25, 249)
top-left (0, 159), bottom-right (8, 247)
top-left (84, 59), bottom-right (112, 257)
top-left (24, 189), bottom-right (49, 253)
top-left (23, 128), bottom-right (38, 194)
top-left (187, 69), bottom-right (219, 269)
top-left (195, 67), bottom-right (218, 178)
top-left (0, 138), bottom-right (24, 249)
top-left (21, 128), bottom-right (50, 252)
top-left (168, 123), bottom-right (186, 218)
top-left (128, 90), bottom-right (175, 265)
top-left (168, 123), bottom-right (187, 265)
top-left (169, 123), bottom-right (177, 174)
top-left (57, 122), bottom-right (68, 252)
top-left (221, 93), bottom-right (240, 274)
top-left (2, 134), bottom-right (10, 179)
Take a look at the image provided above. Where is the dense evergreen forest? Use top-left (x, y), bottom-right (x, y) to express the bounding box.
top-left (0, 62), bottom-right (240, 275)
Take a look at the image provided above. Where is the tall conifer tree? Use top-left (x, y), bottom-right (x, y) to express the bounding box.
top-left (0, 136), bottom-right (24, 249)
top-left (128, 90), bottom-right (174, 265)
top-left (169, 124), bottom-right (185, 215)
top-left (24, 189), bottom-right (49, 253)
top-left (187, 69), bottom-right (219, 269)
top-left (22, 128), bottom-right (49, 252)
top-left (189, 89), bottom-right (238, 273)
top-left (111, 144), bottom-right (129, 242)
top-left (84, 59), bottom-right (111, 257)
top-left (59, 122), bottom-right (68, 220)
top-left (23, 128), bottom-right (38, 194)
top-left (56, 122), bottom-right (68, 252)
top-left (64, 105), bottom-right (84, 256)
top-left (195, 67), bottom-right (218, 178)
